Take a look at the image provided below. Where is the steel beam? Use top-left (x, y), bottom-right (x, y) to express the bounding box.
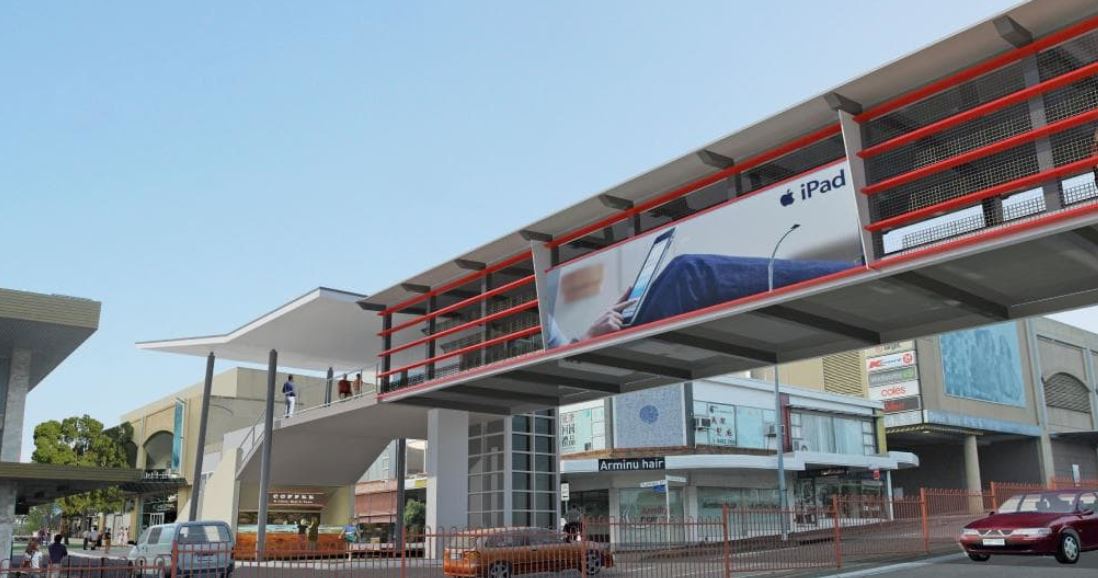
top-left (888, 272), bottom-right (1010, 320)
top-left (392, 396), bottom-right (512, 415)
top-left (754, 305), bottom-right (880, 344)
top-left (187, 352), bottom-right (215, 521)
top-left (503, 370), bottom-right (623, 394)
top-left (256, 349), bottom-right (277, 561)
top-left (571, 352), bottom-right (694, 380)
top-left (649, 332), bottom-right (777, 363)
top-left (449, 384), bottom-right (559, 406)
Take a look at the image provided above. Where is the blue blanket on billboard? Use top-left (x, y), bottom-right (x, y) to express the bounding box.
top-left (631, 254), bottom-right (855, 325)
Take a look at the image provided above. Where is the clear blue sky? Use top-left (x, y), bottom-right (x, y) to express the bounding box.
top-left (10, 0), bottom-right (1083, 461)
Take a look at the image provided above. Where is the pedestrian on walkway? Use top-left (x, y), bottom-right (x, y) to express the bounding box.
top-left (89, 526), bottom-right (100, 551)
top-left (81, 528), bottom-right (90, 550)
top-left (48, 534), bottom-right (68, 577)
top-left (103, 528), bottom-right (112, 554)
top-left (338, 374), bottom-right (352, 400)
top-left (283, 375), bottom-right (297, 417)
top-left (22, 539), bottom-right (43, 572)
top-left (352, 373), bottom-right (364, 397)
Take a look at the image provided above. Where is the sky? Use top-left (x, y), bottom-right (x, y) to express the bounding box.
top-left (7, 0), bottom-right (1094, 462)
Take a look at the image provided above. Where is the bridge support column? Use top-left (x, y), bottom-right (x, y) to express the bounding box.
top-left (256, 349), bottom-right (277, 560)
top-left (426, 409), bottom-right (468, 555)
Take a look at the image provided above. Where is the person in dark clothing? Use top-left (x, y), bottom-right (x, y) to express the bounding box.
top-left (48, 534), bottom-right (68, 565)
top-left (283, 375), bottom-right (297, 417)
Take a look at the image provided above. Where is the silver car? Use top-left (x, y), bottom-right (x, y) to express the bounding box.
top-left (127, 520), bottom-right (235, 577)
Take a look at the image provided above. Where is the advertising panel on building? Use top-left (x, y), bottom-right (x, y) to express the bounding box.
top-left (941, 322), bottom-right (1026, 406)
top-left (537, 160), bottom-right (864, 349)
top-left (560, 406), bottom-right (606, 454)
top-left (865, 346), bottom-right (921, 413)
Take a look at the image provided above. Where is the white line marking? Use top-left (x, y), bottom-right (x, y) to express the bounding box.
top-left (819, 553), bottom-right (966, 577)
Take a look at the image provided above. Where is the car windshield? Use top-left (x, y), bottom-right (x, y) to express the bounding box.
top-left (177, 525), bottom-right (231, 544)
top-left (996, 493), bottom-right (1077, 514)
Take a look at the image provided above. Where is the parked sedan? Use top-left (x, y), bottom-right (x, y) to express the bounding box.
top-left (443, 527), bottom-right (613, 578)
top-left (959, 490), bottom-right (1098, 564)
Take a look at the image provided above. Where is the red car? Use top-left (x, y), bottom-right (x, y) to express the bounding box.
top-left (959, 490), bottom-right (1098, 564)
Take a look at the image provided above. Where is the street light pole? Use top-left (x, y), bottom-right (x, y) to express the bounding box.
top-left (769, 223), bottom-right (799, 540)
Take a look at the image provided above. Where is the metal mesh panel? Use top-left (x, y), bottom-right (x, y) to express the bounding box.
top-left (865, 103), bottom-right (1032, 184)
top-left (864, 61), bottom-right (1028, 147)
top-left (1042, 77), bottom-right (1098, 123)
top-left (871, 142), bottom-right (1040, 221)
top-left (1038, 28), bottom-right (1098, 81)
top-left (1064, 178), bottom-right (1098, 205)
top-left (740, 134), bottom-right (846, 195)
top-left (1002, 190), bottom-right (1046, 221)
top-left (1049, 120), bottom-right (1098, 166)
top-left (897, 212), bottom-right (985, 252)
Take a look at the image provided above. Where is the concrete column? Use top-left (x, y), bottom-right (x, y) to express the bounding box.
top-left (964, 435), bottom-right (982, 493)
top-left (0, 482), bottom-right (15, 560)
top-left (1, 349), bottom-right (31, 462)
top-left (426, 408), bottom-right (468, 556)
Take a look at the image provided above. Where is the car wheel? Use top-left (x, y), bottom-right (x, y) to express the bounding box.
top-left (1055, 530), bottom-right (1081, 564)
top-left (966, 552), bottom-right (990, 562)
top-left (486, 561), bottom-right (512, 578)
top-left (584, 550), bottom-right (604, 575)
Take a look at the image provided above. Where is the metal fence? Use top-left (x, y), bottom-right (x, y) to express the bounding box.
top-left (26, 482), bottom-right (1096, 577)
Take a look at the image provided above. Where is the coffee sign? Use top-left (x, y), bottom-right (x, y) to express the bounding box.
top-left (269, 491), bottom-right (326, 509)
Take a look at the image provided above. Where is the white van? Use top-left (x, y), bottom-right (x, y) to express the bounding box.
top-left (127, 520), bottom-right (235, 577)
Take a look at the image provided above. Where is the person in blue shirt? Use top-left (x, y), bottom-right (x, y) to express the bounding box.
top-left (282, 375), bottom-right (297, 417)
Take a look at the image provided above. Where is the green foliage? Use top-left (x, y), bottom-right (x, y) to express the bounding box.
top-left (403, 499), bottom-right (426, 532)
top-left (31, 416), bottom-right (134, 517)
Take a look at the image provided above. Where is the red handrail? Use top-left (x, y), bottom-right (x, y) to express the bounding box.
top-left (378, 299), bottom-right (539, 357)
top-left (378, 326), bottom-right (542, 379)
top-left (862, 107), bottom-right (1098, 195)
top-left (855, 13), bottom-right (1098, 123)
top-left (379, 274), bottom-right (535, 337)
top-left (860, 59), bottom-right (1098, 160)
top-left (380, 251), bottom-right (532, 316)
top-left (865, 153), bottom-right (1098, 233)
top-left (547, 124), bottom-right (842, 249)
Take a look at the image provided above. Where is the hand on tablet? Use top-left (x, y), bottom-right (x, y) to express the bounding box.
top-left (585, 290), bottom-right (637, 339)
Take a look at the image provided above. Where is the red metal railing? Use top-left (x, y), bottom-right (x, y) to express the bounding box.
top-left (859, 59), bottom-right (1098, 161)
top-left (378, 299), bottom-right (538, 358)
top-left (380, 274), bottom-right (535, 337)
top-left (377, 325), bottom-right (542, 379)
top-left (380, 251), bottom-right (533, 316)
top-left (855, 13), bottom-right (1098, 124)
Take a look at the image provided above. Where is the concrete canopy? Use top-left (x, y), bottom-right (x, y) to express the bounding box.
top-left (137, 287), bottom-right (380, 372)
top-left (0, 288), bottom-right (100, 391)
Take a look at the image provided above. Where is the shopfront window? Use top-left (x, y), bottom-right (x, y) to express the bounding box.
top-left (692, 401), bottom-right (776, 450)
top-left (560, 406), bottom-right (606, 454)
top-left (619, 487), bottom-right (685, 521)
top-left (790, 412), bottom-right (875, 456)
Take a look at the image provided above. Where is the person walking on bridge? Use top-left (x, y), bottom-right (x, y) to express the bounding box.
top-left (283, 375), bottom-right (297, 417)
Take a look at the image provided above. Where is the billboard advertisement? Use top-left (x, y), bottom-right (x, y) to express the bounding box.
top-left (941, 322), bottom-right (1026, 407)
top-left (171, 399), bottom-right (185, 474)
top-left (537, 160), bottom-right (863, 348)
top-left (613, 384), bottom-right (686, 449)
top-left (866, 347), bottom-right (920, 412)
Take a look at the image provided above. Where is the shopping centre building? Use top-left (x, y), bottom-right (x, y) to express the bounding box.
top-left (137, 0), bottom-right (1098, 545)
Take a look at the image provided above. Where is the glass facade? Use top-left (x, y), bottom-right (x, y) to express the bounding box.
top-left (468, 420), bottom-right (505, 528)
top-left (789, 411), bottom-right (876, 455)
top-left (511, 410), bottom-right (558, 529)
top-left (692, 400), bottom-right (776, 450)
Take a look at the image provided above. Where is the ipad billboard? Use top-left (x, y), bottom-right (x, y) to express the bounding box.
top-left (537, 159), bottom-right (864, 349)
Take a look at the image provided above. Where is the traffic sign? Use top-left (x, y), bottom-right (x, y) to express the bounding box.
top-left (561, 482), bottom-right (570, 502)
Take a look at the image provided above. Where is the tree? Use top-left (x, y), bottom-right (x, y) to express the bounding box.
top-left (403, 499), bottom-right (426, 533)
top-left (32, 415), bottom-right (134, 517)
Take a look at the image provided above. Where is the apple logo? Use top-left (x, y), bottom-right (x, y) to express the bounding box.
top-left (780, 190), bottom-right (795, 207)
